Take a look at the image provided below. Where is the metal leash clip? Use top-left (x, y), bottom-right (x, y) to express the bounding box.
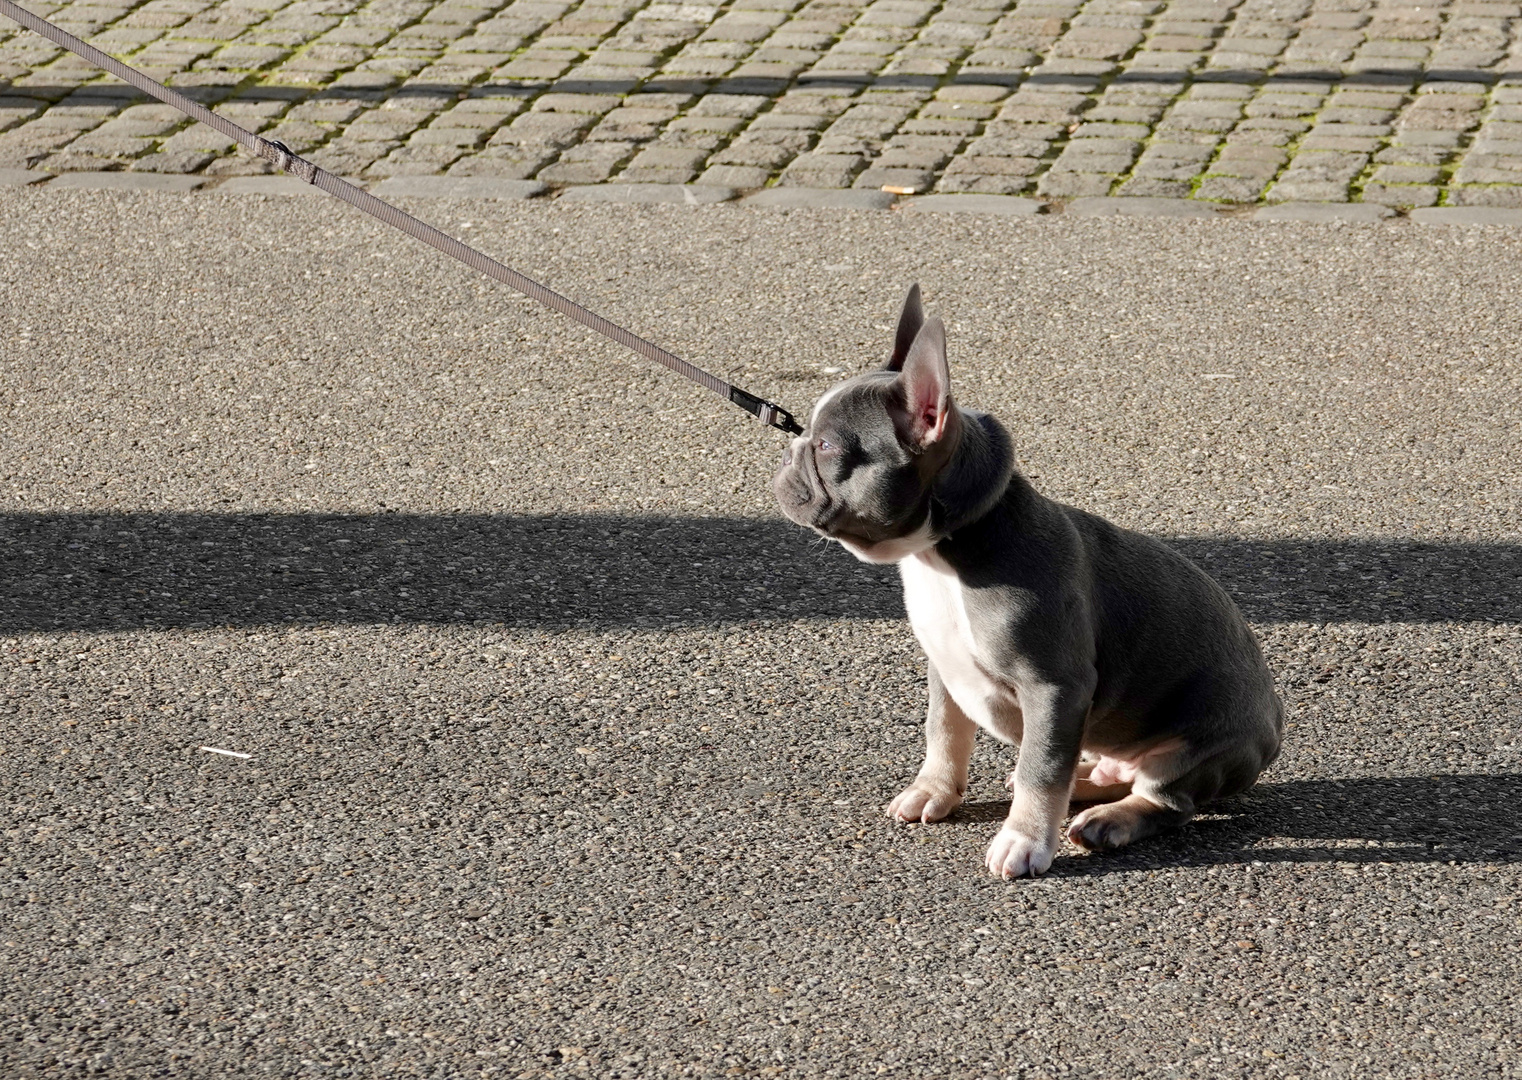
top-left (730, 388), bottom-right (803, 436)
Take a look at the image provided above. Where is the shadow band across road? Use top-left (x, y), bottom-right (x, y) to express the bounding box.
top-left (1, 512), bottom-right (1516, 631)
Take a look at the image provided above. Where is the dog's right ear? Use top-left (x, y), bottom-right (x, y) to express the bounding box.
top-left (885, 283), bottom-right (924, 372)
top-left (893, 316), bottom-right (953, 450)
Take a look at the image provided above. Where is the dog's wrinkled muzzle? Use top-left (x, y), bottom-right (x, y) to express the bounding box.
top-left (772, 440), bottom-right (831, 526)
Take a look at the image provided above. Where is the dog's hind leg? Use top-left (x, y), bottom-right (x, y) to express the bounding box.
top-left (1004, 757), bottom-right (1128, 805)
top-left (1070, 779), bottom-right (1132, 805)
top-left (1066, 733), bottom-right (1272, 851)
top-left (1066, 793), bottom-right (1194, 850)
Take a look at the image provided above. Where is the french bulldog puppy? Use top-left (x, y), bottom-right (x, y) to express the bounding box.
top-left (773, 285), bottom-right (1283, 878)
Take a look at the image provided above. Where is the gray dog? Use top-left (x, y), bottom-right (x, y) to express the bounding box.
top-left (773, 285), bottom-right (1283, 878)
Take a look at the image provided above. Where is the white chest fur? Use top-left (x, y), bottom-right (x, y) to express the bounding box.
top-left (899, 551), bottom-right (1021, 740)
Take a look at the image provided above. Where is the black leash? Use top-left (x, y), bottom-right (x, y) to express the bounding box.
top-left (0, 0), bottom-right (804, 437)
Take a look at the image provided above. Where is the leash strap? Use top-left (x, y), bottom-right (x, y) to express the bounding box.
top-left (0, 0), bottom-right (804, 437)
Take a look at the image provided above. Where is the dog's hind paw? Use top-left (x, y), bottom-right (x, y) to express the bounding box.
top-left (1068, 794), bottom-right (1191, 851)
top-left (886, 783), bottom-right (963, 823)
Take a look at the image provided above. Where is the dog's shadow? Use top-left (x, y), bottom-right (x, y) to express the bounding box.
top-left (950, 773), bottom-right (1522, 876)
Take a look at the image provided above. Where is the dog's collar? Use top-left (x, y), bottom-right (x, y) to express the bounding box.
top-left (927, 411), bottom-right (1016, 538)
top-left (928, 483), bottom-right (1008, 539)
top-left (927, 493), bottom-right (953, 538)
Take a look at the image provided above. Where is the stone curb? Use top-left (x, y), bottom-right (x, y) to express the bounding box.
top-left (48, 172), bottom-right (205, 192)
top-left (899, 194), bottom-right (1044, 217)
top-left (10, 171), bottom-right (1522, 228)
top-left (217, 175), bottom-right (352, 196)
top-left (372, 177), bottom-right (546, 201)
top-left (1068, 197), bottom-right (1221, 219)
top-left (557, 183), bottom-right (734, 206)
top-left (1255, 203), bottom-right (1394, 223)
top-left (0, 169), bottom-right (49, 187)
top-left (741, 188), bottom-right (895, 211)
top-left (1409, 207), bottom-right (1522, 226)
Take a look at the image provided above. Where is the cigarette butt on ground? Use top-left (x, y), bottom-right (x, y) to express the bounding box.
top-left (199, 746), bottom-right (253, 759)
top-left (881, 185), bottom-right (917, 195)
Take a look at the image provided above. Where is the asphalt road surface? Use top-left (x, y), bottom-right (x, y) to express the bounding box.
top-left (2, 187), bottom-right (1520, 1079)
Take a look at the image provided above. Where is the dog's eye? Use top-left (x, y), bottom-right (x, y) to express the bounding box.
top-left (815, 437), bottom-right (837, 454)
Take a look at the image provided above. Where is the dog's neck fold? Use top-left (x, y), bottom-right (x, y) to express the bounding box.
top-left (927, 408), bottom-right (1016, 538)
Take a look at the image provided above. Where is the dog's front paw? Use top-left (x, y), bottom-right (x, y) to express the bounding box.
top-left (886, 782), bottom-right (963, 824)
top-left (985, 826), bottom-right (1056, 879)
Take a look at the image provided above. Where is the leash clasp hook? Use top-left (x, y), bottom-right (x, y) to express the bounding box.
top-left (730, 388), bottom-right (803, 436)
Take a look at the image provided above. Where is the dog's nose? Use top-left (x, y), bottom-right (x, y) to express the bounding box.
top-left (780, 443), bottom-right (793, 467)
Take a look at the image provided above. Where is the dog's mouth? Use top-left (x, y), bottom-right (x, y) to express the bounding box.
top-left (810, 503), bottom-right (857, 539)
top-left (779, 488), bottom-right (873, 544)
top-left (775, 443), bottom-right (935, 562)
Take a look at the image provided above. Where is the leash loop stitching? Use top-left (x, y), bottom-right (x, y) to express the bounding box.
top-left (255, 138), bottom-right (317, 184)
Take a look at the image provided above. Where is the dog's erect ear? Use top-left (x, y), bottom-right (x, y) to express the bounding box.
top-left (894, 316), bottom-right (952, 449)
top-left (886, 283), bottom-right (925, 372)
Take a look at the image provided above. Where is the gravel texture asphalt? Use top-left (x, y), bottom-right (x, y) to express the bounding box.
top-left (2, 186), bottom-right (1521, 1079)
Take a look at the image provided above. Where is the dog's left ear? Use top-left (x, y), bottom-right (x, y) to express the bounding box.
top-left (886, 283), bottom-right (924, 372)
top-left (894, 316), bottom-right (952, 449)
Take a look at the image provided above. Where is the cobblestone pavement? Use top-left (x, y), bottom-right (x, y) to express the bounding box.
top-left (3, 0), bottom-right (1522, 206)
